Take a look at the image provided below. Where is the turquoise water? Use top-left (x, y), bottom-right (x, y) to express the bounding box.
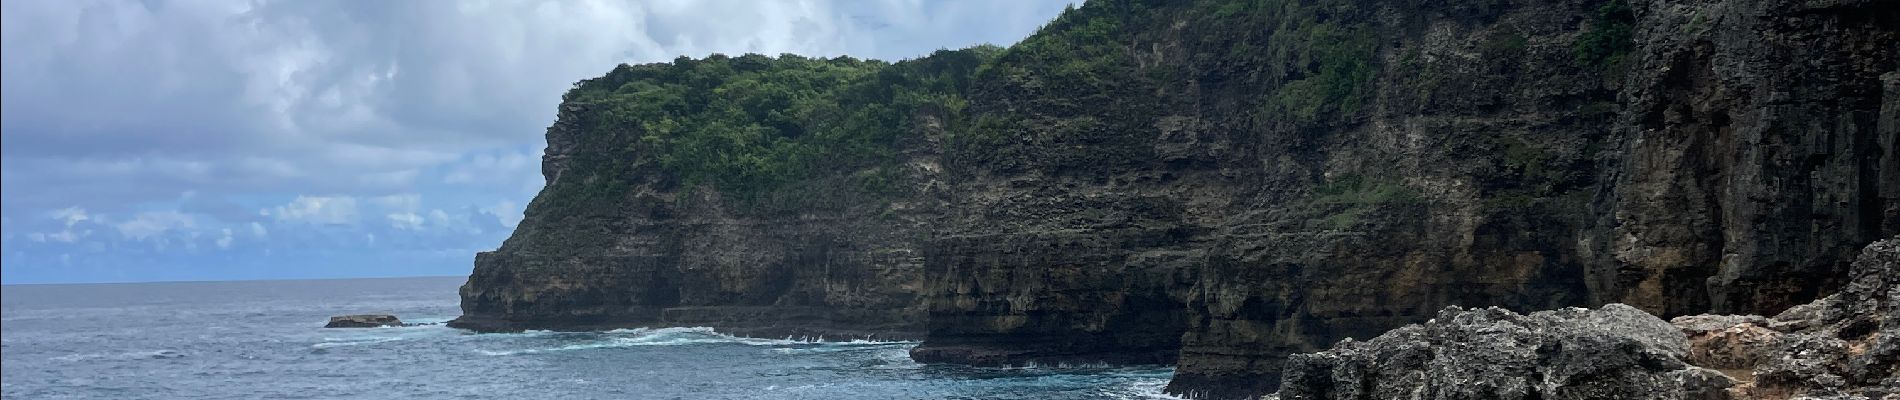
top-left (1, 277), bottom-right (1178, 399)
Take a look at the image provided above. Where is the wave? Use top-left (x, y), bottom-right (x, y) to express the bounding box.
top-left (311, 336), bottom-right (404, 349)
top-left (771, 342), bottom-right (914, 355)
top-left (49, 349), bottom-right (185, 362)
top-left (478, 327), bottom-right (917, 356)
top-left (1105, 379), bottom-right (1187, 400)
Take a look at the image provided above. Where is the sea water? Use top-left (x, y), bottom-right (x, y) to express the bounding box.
top-left (1, 277), bottom-right (1178, 399)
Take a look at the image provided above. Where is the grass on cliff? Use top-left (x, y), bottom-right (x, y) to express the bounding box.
top-left (1195, 0), bottom-right (1381, 126)
top-left (538, 0), bottom-right (1394, 213)
top-left (945, 0), bottom-right (1386, 171)
top-left (547, 47), bottom-right (997, 211)
top-left (1573, 0), bottom-right (1634, 70)
top-left (1309, 176), bottom-right (1422, 230)
top-left (945, 0), bottom-right (1167, 170)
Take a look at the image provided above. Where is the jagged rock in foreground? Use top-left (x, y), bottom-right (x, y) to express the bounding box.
top-left (1671, 236), bottom-right (1899, 399)
top-left (1267, 304), bottom-right (1733, 400)
top-left (1269, 238), bottom-right (1899, 400)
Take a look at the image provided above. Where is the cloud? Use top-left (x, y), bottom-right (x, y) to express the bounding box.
top-left (115, 210), bottom-right (196, 241)
top-left (387, 212), bottom-right (424, 230)
top-left (369, 194), bottom-right (422, 212)
top-left (51, 207), bottom-right (92, 226)
top-left (181, 191), bottom-right (264, 224)
top-left (266, 196), bottom-right (359, 225)
top-left (45, 229), bottom-right (83, 243)
top-left (443, 147), bottom-right (539, 187)
top-left (0, 0), bottom-right (1077, 283)
top-left (480, 200), bottom-right (524, 228)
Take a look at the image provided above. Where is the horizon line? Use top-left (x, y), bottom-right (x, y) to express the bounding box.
top-left (0, 274), bottom-right (467, 287)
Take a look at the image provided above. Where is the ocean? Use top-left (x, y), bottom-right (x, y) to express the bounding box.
top-left (0, 276), bottom-right (1178, 399)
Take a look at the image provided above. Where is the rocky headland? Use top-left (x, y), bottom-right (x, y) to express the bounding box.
top-left (451, 0), bottom-right (1899, 398)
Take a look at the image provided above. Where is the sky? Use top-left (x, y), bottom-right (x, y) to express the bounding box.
top-left (0, 0), bottom-right (1078, 284)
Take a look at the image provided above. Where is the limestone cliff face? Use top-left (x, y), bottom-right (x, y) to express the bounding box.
top-left (447, 79), bottom-right (955, 339)
top-left (1602, 0), bottom-right (1900, 317)
top-left (454, 0), bottom-right (1898, 398)
top-left (901, 0), bottom-right (1898, 398)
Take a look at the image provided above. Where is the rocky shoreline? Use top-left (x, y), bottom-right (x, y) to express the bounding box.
top-left (1266, 237), bottom-right (1896, 399)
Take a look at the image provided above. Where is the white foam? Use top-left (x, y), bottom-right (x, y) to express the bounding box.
top-left (1105, 378), bottom-right (1187, 400)
top-left (476, 326), bottom-right (918, 356)
top-left (311, 337), bottom-right (403, 349)
top-left (49, 349), bottom-right (185, 362)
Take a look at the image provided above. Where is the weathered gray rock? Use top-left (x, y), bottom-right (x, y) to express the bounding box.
top-left (325, 314), bottom-right (402, 328)
top-left (1670, 236), bottom-right (1900, 399)
top-left (1273, 304), bottom-right (1732, 400)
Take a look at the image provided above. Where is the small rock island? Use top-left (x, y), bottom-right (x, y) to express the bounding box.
top-left (325, 314), bottom-right (403, 328)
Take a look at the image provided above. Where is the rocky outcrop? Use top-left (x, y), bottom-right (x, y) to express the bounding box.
top-left (1266, 236), bottom-right (1897, 400)
top-left (1269, 304), bottom-right (1734, 400)
top-left (326, 314), bottom-right (403, 328)
top-left (1671, 236), bottom-right (1899, 399)
top-left (454, 0), bottom-right (1898, 397)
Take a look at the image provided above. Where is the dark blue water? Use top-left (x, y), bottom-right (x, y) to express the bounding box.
top-left (1, 277), bottom-right (1177, 399)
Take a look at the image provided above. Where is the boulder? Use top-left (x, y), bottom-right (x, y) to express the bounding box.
top-left (1274, 304), bottom-right (1733, 400)
top-left (325, 314), bottom-right (403, 328)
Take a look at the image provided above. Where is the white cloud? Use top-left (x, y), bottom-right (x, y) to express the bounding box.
top-left (481, 200), bottom-right (523, 228)
top-left (370, 194), bottom-right (422, 212)
top-left (51, 206), bottom-right (90, 226)
top-left (46, 230), bottom-right (80, 243)
top-left (443, 148), bottom-right (538, 186)
top-left (268, 195), bottom-right (359, 225)
top-left (115, 210), bottom-right (196, 240)
top-left (387, 212), bottom-right (424, 230)
top-left (427, 209), bottom-right (455, 226)
top-left (0, 0), bottom-right (1076, 283)
top-left (216, 228), bottom-right (234, 249)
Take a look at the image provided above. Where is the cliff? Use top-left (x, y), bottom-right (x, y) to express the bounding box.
top-left (454, 0), bottom-right (1899, 398)
top-left (447, 50), bottom-right (996, 339)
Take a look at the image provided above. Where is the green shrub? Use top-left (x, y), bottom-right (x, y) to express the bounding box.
top-left (1308, 176), bottom-right (1421, 229)
top-left (1573, 0), bottom-right (1634, 69)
